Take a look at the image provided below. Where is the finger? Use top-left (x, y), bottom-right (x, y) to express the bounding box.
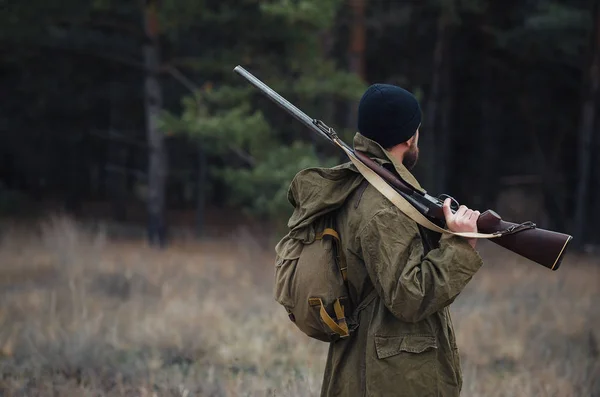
top-left (470, 210), bottom-right (480, 220)
top-left (442, 198), bottom-right (453, 220)
top-left (464, 209), bottom-right (474, 220)
top-left (456, 205), bottom-right (467, 218)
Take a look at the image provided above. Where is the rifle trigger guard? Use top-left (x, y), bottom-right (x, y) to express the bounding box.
top-left (438, 194), bottom-right (460, 211)
top-left (497, 221), bottom-right (536, 236)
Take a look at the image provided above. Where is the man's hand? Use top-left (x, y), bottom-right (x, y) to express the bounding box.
top-left (442, 198), bottom-right (480, 249)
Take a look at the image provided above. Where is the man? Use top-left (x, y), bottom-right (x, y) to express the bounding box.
top-left (284, 83), bottom-right (484, 396)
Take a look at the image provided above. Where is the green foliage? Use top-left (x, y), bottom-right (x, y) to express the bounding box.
top-left (3, 0), bottom-right (595, 238)
top-left (217, 141), bottom-right (337, 219)
top-left (161, 86), bottom-right (274, 160)
top-left (161, 78), bottom-right (351, 219)
top-left (259, 0), bottom-right (343, 29)
top-left (160, 0), bottom-right (365, 221)
top-left (289, 60), bottom-right (367, 100)
top-left (491, 1), bottom-right (591, 62)
top-left (0, 0), bottom-right (89, 43)
top-left (430, 0), bottom-right (487, 25)
top-left (525, 2), bottom-right (591, 31)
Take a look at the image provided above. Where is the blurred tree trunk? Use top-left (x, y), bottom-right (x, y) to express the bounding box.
top-left (312, 29), bottom-right (335, 160)
top-left (573, 0), bottom-right (600, 248)
top-left (406, 5), bottom-right (418, 85)
top-left (347, 0), bottom-right (366, 131)
top-left (65, 130), bottom-right (83, 214)
top-left (593, 122), bottom-right (600, 244)
top-left (422, 8), bottom-right (452, 194)
top-left (143, 0), bottom-right (167, 248)
top-left (476, 8), bottom-right (498, 211)
top-left (108, 81), bottom-right (128, 221)
top-left (478, 59), bottom-right (496, 210)
top-left (521, 99), bottom-right (566, 230)
top-left (320, 29), bottom-right (335, 124)
top-left (348, 0), bottom-right (366, 81)
top-left (196, 143), bottom-right (206, 238)
top-left (435, 22), bottom-right (453, 194)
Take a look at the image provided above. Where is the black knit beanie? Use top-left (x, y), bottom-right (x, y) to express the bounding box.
top-left (357, 83), bottom-right (422, 149)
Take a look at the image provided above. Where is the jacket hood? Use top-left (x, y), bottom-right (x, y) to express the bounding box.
top-left (285, 132), bottom-right (424, 234)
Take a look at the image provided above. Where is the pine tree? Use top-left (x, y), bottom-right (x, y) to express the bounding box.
top-left (161, 0), bottom-right (366, 221)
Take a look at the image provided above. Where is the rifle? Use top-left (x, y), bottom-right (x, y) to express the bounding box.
top-left (233, 65), bottom-right (573, 271)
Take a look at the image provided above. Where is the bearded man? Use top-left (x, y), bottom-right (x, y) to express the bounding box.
top-left (285, 83), bottom-right (484, 397)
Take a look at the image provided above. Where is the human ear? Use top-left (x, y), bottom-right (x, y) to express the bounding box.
top-left (410, 130), bottom-right (419, 146)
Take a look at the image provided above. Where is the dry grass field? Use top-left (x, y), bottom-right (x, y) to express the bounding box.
top-left (0, 215), bottom-right (598, 396)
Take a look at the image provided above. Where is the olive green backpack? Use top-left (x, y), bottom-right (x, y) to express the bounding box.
top-left (273, 212), bottom-right (376, 342)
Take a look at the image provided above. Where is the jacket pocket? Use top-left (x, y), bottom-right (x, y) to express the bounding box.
top-left (375, 334), bottom-right (437, 358)
top-left (367, 335), bottom-right (439, 397)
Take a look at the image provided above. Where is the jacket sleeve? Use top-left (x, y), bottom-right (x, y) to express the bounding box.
top-left (357, 206), bottom-right (484, 323)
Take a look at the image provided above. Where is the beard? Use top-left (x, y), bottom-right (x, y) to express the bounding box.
top-left (402, 144), bottom-right (419, 170)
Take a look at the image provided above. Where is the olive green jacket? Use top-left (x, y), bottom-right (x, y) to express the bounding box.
top-left (285, 133), bottom-right (484, 397)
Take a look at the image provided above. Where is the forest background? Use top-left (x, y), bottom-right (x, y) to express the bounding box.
top-left (0, 0), bottom-right (599, 396)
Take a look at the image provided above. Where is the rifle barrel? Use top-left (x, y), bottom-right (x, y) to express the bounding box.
top-left (234, 64), bottom-right (573, 271)
top-left (233, 66), bottom-right (332, 143)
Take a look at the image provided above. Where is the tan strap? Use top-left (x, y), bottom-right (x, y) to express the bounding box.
top-left (317, 228), bottom-right (348, 281)
top-left (335, 140), bottom-right (501, 240)
top-left (339, 260), bottom-right (348, 282)
top-left (316, 228), bottom-right (340, 241)
top-left (312, 297), bottom-right (350, 338)
top-left (333, 299), bottom-right (347, 324)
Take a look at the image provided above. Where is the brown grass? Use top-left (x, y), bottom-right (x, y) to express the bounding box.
top-left (0, 215), bottom-right (598, 396)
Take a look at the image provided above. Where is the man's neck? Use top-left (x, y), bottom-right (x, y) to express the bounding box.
top-left (386, 145), bottom-right (409, 165)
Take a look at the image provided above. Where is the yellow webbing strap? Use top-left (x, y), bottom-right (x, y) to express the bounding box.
top-left (310, 297), bottom-right (350, 338)
top-left (316, 228), bottom-right (348, 281)
top-left (316, 228), bottom-right (339, 241)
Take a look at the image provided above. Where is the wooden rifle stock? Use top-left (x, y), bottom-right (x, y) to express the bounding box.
top-left (234, 65), bottom-right (573, 271)
top-left (476, 211), bottom-right (571, 271)
top-left (354, 150), bottom-right (572, 271)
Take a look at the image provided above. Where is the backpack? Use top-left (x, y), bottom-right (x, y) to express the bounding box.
top-left (273, 211), bottom-right (376, 342)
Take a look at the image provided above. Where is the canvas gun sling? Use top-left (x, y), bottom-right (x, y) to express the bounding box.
top-left (334, 139), bottom-right (502, 240)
